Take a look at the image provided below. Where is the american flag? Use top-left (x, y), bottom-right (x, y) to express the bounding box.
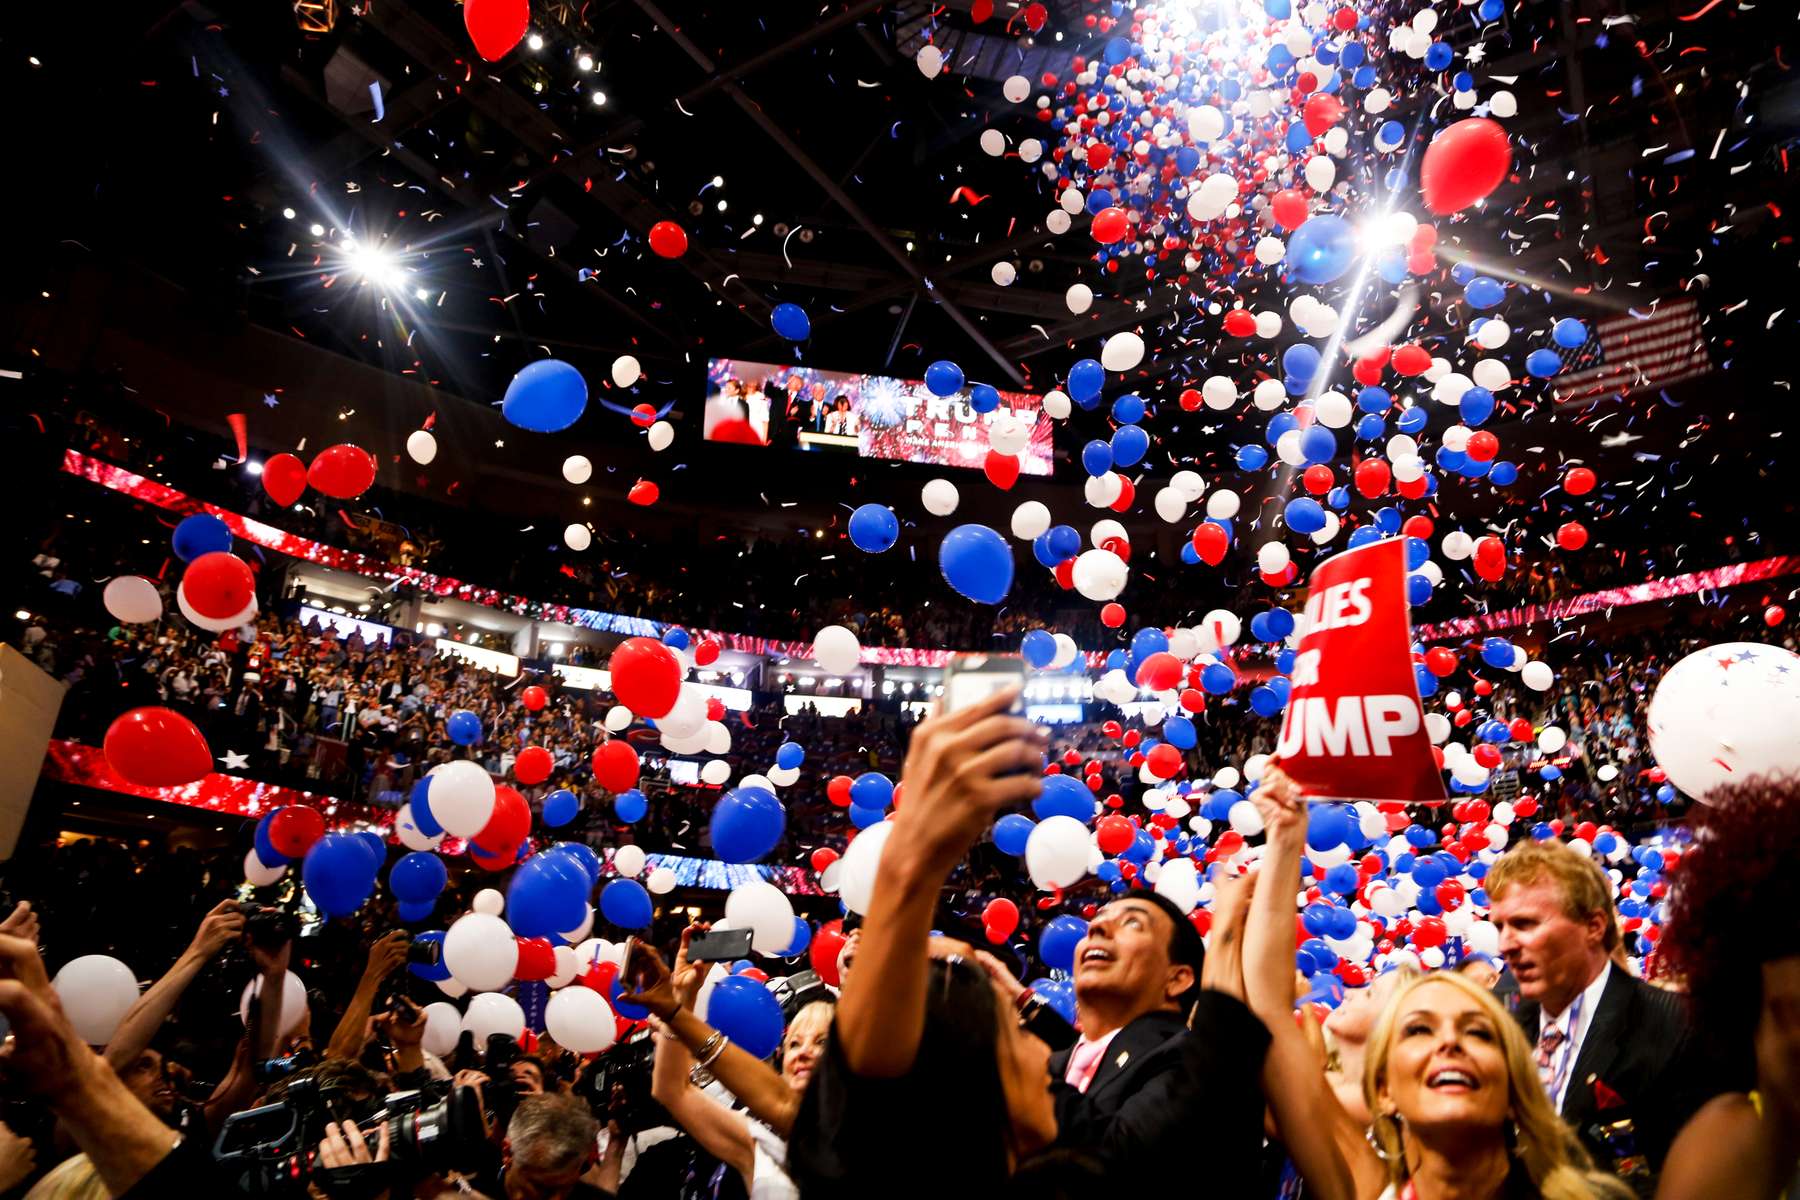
top-left (1552, 297), bottom-right (1711, 403)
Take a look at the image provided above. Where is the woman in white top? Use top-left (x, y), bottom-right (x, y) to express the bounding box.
top-left (627, 926), bottom-right (824, 1200)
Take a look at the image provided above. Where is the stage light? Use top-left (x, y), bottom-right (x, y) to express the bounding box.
top-left (716, 199), bottom-right (728, 212)
top-left (753, 213), bottom-right (764, 226)
top-left (244, 460), bottom-right (264, 476)
top-left (310, 223), bottom-right (326, 236)
top-left (577, 53), bottom-right (594, 72)
top-left (342, 238), bottom-right (405, 289)
top-left (590, 90), bottom-right (607, 106)
top-left (14, 610), bottom-right (31, 621)
top-left (414, 287), bottom-right (431, 300)
top-left (711, 175), bottom-right (724, 188)
top-left (282, 207), bottom-right (296, 220)
top-left (527, 33), bottom-right (544, 50)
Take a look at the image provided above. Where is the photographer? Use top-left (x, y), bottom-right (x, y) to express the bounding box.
top-left (623, 926), bottom-right (824, 1200)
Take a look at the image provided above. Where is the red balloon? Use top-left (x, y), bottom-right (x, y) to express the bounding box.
top-left (307, 444), bottom-right (377, 500)
top-left (1435, 880), bottom-right (1467, 911)
top-left (1411, 916), bottom-right (1448, 949)
top-left (263, 453), bottom-right (308, 506)
top-left (514, 937), bottom-right (557, 981)
top-left (1096, 814), bottom-right (1134, 856)
top-left (1465, 430), bottom-right (1499, 462)
top-left (1391, 344), bottom-right (1432, 376)
top-left (1419, 118), bottom-right (1512, 215)
top-left (521, 685), bottom-right (548, 712)
top-left (630, 403), bottom-right (658, 427)
top-left (1022, 0), bottom-right (1047, 30)
top-left (1271, 189), bottom-right (1310, 230)
top-left (592, 740), bottom-right (640, 793)
top-left (1425, 646), bottom-right (1458, 677)
top-left (1179, 688), bottom-right (1205, 713)
top-left (647, 220), bottom-right (688, 258)
top-left (182, 552), bottom-right (255, 620)
top-left (982, 898), bottom-right (1020, 942)
top-left (1302, 93), bottom-right (1344, 137)
top-left (475, 785), bottom-right (531, 853)
top-left (1302, 464), bottom-right (1334, 495)
top-left (810, 920), bottom-right (847, 987)
top-left (608, 637), bottom-right (682, 718)
top-left (1091, 206), bottom-right (1129, 244)
top-left (1472, 535), bottom-right (1507, 582)
top-left (1354, 457), bottom-right (1391, 499)
top-left (983, 449), bottom-right (1021, 490)
top-left (1765, 604), bottom-right (1787, 627)
top-left (810, 847), bottom-right (839, 873)
top-left (1192, 522), bottom-right (1228, 565)
top-left (1108, 476), bottom-right (1136, 513)
top-left (1556, 521), bottom-right (1589, 551)
top-left (513, 746), bottom-right (554, 786)
top-left (464, 0), bottom-right (529, 60)
top-left (1146, 742), bottom-right (1183, 779)
top-left (1222, 310), bottom-right (1257, 338)
top-left (1136, 652), bottom-right (1183, 692)
top-left (1473, 744), bottom-right (1502, 769)
top-left (269, 805), bottom-right (326, 857)
top-left (104, 706), bottom-right (212, 787)
top-left (693, 637), bottom-right (721, 666)
top-left (970, 0), bottom-right (993, 20)
top-left (1563, 466), bottom-right (1597, 495)
top-left (827, 775), bottom-right (855, 807)
top-left (469, 842), bottom-right (517, 872)
top-left (627, 480), bottom-right (660, 506)
top-left (1100, 602), bottom-right (1127, 628)
top-left (705, 697), bottom-right (726, 722)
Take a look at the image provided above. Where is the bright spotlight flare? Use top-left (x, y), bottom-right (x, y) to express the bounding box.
top-left (339, 236), bottom-right (406, 290)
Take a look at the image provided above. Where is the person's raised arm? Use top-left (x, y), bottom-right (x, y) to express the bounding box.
top-left (106, 900), bottom-right (244, 1071)
top-left (250, 936), bottom-right (293, 1061)
top-left (326, 930), bottom-right (408, 1062)
top-left (1245, 765), bottom-right (1369, 1200)
top-left (0, 934), bottom-right (178, 1195)
top-left (837, 689), bottom-right (1044, 1078)
top-left (0, 902), bottom-right (38, 947)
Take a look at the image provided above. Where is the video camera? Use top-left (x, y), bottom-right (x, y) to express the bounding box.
top-left (570, 1026), bottom-right (669, 1136)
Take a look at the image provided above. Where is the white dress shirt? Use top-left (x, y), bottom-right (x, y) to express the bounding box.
top-left (1538, 960), bottom-right (1612, 1112)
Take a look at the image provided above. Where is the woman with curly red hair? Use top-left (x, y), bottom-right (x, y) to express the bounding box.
top-left (1655, 774), bottom-right (1800, 1200)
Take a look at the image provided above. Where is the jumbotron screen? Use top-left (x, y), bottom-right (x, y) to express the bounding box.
top-left (703, 357), bottom-right (1055, 476)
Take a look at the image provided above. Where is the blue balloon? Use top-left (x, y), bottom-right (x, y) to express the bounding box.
top-left (398, 899), bottom-right (436, 924)
top-left (711, 786), bottom-right (785, 863)
top-left (848, 504), bottom-right (900, 554)
top-left (848, 803), bottom-right (885, 830)
top-left (614, 788), bottom-right (647, 823)
top-left (969, 383), bottom-right (1001, 414)
top-left (1163, 716), bottom-right (1197, 749)
top-left (1021, 629), bottom-right (1057, 668)
top-left (1424, 40), bottom-right (1453, 70)
top-left (1289, 214), bottom-right (1358, 284)
top-left (172, 514), bottom-right (231, 562)
top-left (553, 842), bottom-right (603, 888)
top-left (1355, 414), bottom-right (1385, 441)
top-left (1237, 444), bottom-right (1270, 471)
top-left (1039, 916), bottom-right (1088, 973)
top-left (502, 359), bottom-right (588, 432)
top-left (924, 360), bottom-right (965, 397)
top-left (599, 878), bottom-right (653, 929)
top-left (993, 813), bottom-right (1035, 856)
top-left (1358, 386), bottom-right (1391, 413)
top-left (1250, 685), bottom-right (1284, 717)
top-left (1300, 425), bottom-right (1336, 465)
top-left (1031, 977), bottom-right (1078, 1023)
top-left (780, 918), bottom-right (812, 957)
top-left (1464, 276), bottom-right (1505, 309)
top-left (446, 710), bottom-right (483, 746)
top-left (1130, 627), bottom-right (1169, 659)
top-left (1489, 461), bottom-right (1519, 486)
top-left (1068, 359), bottom-right (1105, 404)
top-left (706, 975), bottom-right (785, 1059)
top-left (1526, 348), bottom-right (1563, 378)
top-left (775, 742), bottom-right (805, 771)
top-left (850, 772), bottom-right (894, 811)
top-left (408, 931), bottom-right (452, 980)
top-left (662, 627), bottom-right (691, 651)
top-left (939, 524), bottom-right (1013, 605)
top-left (1286, 496), bottom-right (1327, 534)
top-left (1111, 394), bottom-right (1145, 425)
top-left (1553, 318), bottom-right (1588, 349)
top-left (1480, 637), bottom-right (1515, 668)
top-left (771, 303), bottom-right (811, 341)
top-left (1459, 387), bottom-right (1495, 426)
top-left (1110, 424), bottom-right (1149, 469)
top-left (543, 788), bottom-right (580, 828)
top-left (1046, 525), bottom-right (1080, 561)
top-left (1034, 774), bottom-right (1093, 822)
top-left (1408, 573), bottom-right (1433, 605)
top-left (1283, 342), bottom-right (1322, 382)
top-left (389, 851), bottom-right (448, 905)
top-left (1082, 440), bottom-right (1114, 477)
top-left (303, 834), bottom-right (377, 918)
top-left (409, 778), bottom-right (444, 838)
top-left (1393, 408), bottom-right (1427, 439)
top-left (253, 812), bottom-right (291, 868)
top-left (507, 850), bottom-right (591, 937)
top-left (1201, 662), bottom-right (1236, 694)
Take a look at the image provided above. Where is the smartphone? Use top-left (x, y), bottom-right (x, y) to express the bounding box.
top-left (687, 927), bottom-right (754, 963)
top-left (942, 653), bottom-right (1028, 714)
top-left (621, 937), bottom-right (654, 993)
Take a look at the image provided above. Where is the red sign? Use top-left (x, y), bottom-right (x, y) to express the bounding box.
top-left (1274, 539), bottom-right (1445, 804)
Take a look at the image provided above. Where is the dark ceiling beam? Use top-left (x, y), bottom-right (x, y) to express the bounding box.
top-left (308, 70), bottom-right (458, 180)
top-left (628, 0), bottom-right (1027, 388)
top-left (712, 249), bottom-right (1086, 320)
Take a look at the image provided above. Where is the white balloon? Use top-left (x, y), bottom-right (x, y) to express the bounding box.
top-left (1537, 726), bottom-right (1568, 755)
top-left (726, 881), bottom-right (796, 954)
top-left (613, 845), bottom-right (647, 878)
top-left (1049, 633), bottom-right (1079, 670)
top-left (564, 524), bottom-right (592, 552)
top-left (1100, 331), bottom-right (1146, 372)
top-left (812, 624), bottom-right (862, 675)
top-left (53, 955), bottom-right (140, 1045)
top-left (431, 761), bottom-right (497, 838)
top-left (1520, 661), bottom-right (1555, 692)
top-left (1305, 155), bottom-right (1336, 193)
top-left (436, 979), bottom-right (469, 999)
top-left (444, 912), bottom-right (517, 992)
top-left (916, 43), bottom-right (944, 78)
top-left (1188, 104), bottom-right (1225, 141)
top-left (767, 765), bottom-right (800, 787)
top-left (1171, 469), bottom-right (1205, 502)
top-left (178, 586), bottom-right (256, 634)
top-left (406, 429), bottom-right (438, 465)
top-left (1091, 519), bottom-right (1128, 547)
top-left (103, 575), bottom-right (163, 624)
top-left (699, 759), bottom-right (730, 785)
top-left (838, 820), bottom-right (895, 915)
top-left (1155, 857), bottom-right (1202, 912)
top-left (395, 803), bottom-right (445, 852)
top-left (1474, 317), bottom-right (1511, 349)
top-left (245, 848), bottom-right (287, 886)
top-left (1196, 609), bottom-right (1243, 649)
top-left (545, 986), bottom-right (617, 1053)
top-left (1153, 487), bottom-right (1187, 523)
top-left (1257, 542), bottom-right (1291, 575)
top-left (705, 722), bottom-right (733, 755)
top-left (1065, 284), bottom-right (1094, 315)
top-left (648, 421), bottom-right (675, 452)
top-left (547, 945), bottom-right (580, 989)
top-left (1441, 531), bottom-right (1474, 560)
top-left (611, 355), bottom-right (642, 388)
top-left (1018, 138), bottom-right (1042, 164)
top-left (1201, 375), bottom-right (1238, 410)
top-left (656, 687), bottom-right (707, 740)
top-left (1647, 643), bottom-right (1800, 800)
top-left (1003, 74), bottom-right (1031, 103)
top-left (1072, 549), bottom-right (1128, 602)
top-left (238, 969), bottom-right (309, 1037)
top-left (1043, 389), bottom-right (1072, 419)
top-left (421, 1001), bottom-right (463, 1057)
top-left (991, 261), bottom-right (1017, 287)
top-left (1205, 490), bottom-right (1241, 519)
top-left (1009, 502), bottom-right (1051, 542)
top-left (461, 992), bottom-right (526, 1043)
top-left (979, 128), bottom-right (1007, 157)
top-left (921, 479), bottom-right (960, 516)
top-left (562, 455), bottom-right (593, 485)
top-left (1490, 90), bottom-right (1519, 119)
top-left (1083, 472), bottom-right (1123, 508)
top-left (1252, 378), bottom-right (1288, 411)
top-left (1025, 815), bottom-right (1090, 889)
top-left (1254, 236), bottom-right (1286, 265)
top-left (605, 705), bottom-right (634, 732)
top-left (989, 413), bottom-right (1031, 456)
top-left (1046, 209), bottom-right (1073, 236)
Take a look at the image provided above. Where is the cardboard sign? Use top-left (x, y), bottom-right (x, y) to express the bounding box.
top-left (1274, 538), bottom-right (1446, 804)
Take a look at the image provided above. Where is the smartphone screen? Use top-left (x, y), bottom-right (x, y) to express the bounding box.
top-left (687, 927), bottom-right (754, 963)
top-left (942, 654), bottom-right (1028, 714)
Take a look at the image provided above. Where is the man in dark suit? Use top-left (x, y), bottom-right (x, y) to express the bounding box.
top-left (1045, 891), bottom-right (1269, 1190)
top-left (1488, 839), bottom-right (1729, 1197)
